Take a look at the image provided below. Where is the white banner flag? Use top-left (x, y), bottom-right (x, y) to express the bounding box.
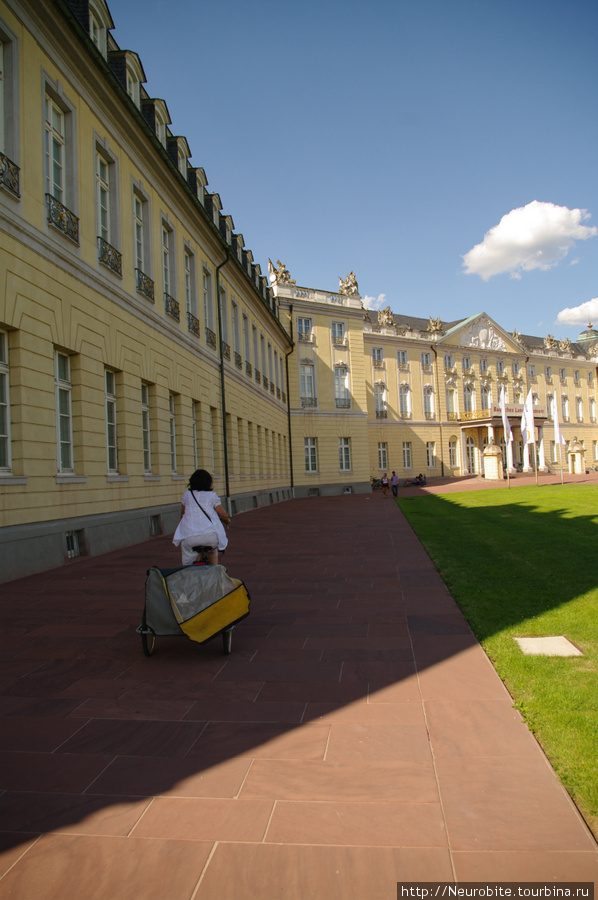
top-left (521, 389), bottom-right (535, 445)
top-left (553, 397), bottom-right (567, 446)
top-left (499, 386), bottom-right (513, 442)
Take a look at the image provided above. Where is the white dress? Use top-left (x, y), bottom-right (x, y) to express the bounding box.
top-left (172, 490), bottom-right (228, 551)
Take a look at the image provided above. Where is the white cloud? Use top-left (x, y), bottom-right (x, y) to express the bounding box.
top-left (362, 293), bottom-right (387, 310)
top-left (462, 201), bottom-right (597, 281)
top-left (556, 298), bottom-right (598, 325)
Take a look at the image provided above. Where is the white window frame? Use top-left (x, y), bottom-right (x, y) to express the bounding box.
top-left (372, 347), bottom-right (383, 363)
top-left (231, 300), bottom-right (240, 353)
top-left (463, 384), bottom-right (474, 412)
top-left (426, 441), bottom-right (436, 468)
top-left (105, 369), bottom-right (118, 473)
top-left (331, 321), bottom-right (345, 343)
top-left (374, 382), bottom-right (387, 416)
top-left (398, 350), bottom-right (408, 367)
top-left (184, 247), bottom-right (197, 316)
top-left (300, 364), bottom-right (315, 400)
top-left (141, 382), bottom-right (151, 473)
top-left (402, 441), bottom-right (412, 469)
top-left (169, 392), bottom-right (177, 472)
top-left (444, 354), bottom-right (453, 368)
top-left (55, 351), bottom-right (73, 472)
top-left (421, 351), bottom-right (431, 369)
top-left (203, 266), bottom-right (214, 332)
top-left (449, 439), bottom-right (458, 468)
top-left (297, 316), bottom-right (313, 340)
top-left (0, 330), bottom-right (11, 471)
top-left (399, 384), bottom-right (411, 418)
top-left (378, 442), bottom-right (388, 470)
top-left (334, 364), bottom-right (350, 405)
top-left (0, 23), bottom-right (20, 168)
top-left (339, 437), bottom-right (351, 472)
top-left (423, 385), bottom-right (434, 418)
top-left (162, 222), bottom-right (176, 299)
top-left (305, 437), bottom-right (317, 473)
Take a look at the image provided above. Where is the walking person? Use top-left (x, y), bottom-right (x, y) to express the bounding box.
top-left (391, 471), bottom-right (399, 498)
top-left (381, 472), bottom-right (389, 497)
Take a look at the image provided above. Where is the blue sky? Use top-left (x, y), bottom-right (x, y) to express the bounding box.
top-left (111, 0), bottom-right (597, 340)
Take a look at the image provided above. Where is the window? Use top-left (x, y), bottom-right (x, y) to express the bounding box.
top-left (444, 354), bottom-right (453, 369)
top-left (512, 361), bottom-right (520, 375)
top-left (0, 23), bottom-right (20, 193)
top-left (590, 397), bottom-right (596, 422)
top-left (446, 389), bottom-right (455, 416)
top-left (334, 365), bottom-right (350, 407)
top-left (45, 95), bottom-right (65, 203)
top-left (372, 347), bottom-right (383, 363)
top-left (402, 442), bottom-right (412, 469)
top-left (545, 366), bottom-right (552, 381)
top-left (300, 364), bottom-right (315, 405)
top-left (561, 395), bottom-right (569, 422)
top-left (559, 368), bottom-right (567, 384)
top-left (184, 247), bottom-right (198, 333)
top-left (141, 383), bottom-right (151, 473)
top-left (252, 325), bottom-right (259, 376)
top-left (449, 439), bottom-right (458, 468)
top-left (305, 437), bottom-right (317, 472)
top-left (220, 287), bottom-right (229, 349)
top-left (426, 441), bottom-right (436, 468)
top-left (528, 364), bottom-right (536, 380)
top-left (496, 359), bottom-right (505, 375)
top-left (89, 0), bottom-right (112, 58)
top-left (203, 266), bottom-right (214, 333)
top-left (162, 224), bottom-right (178, 320)
top-left (374, 383), bottom-right (387, 418)
top-left (339, 437), bottom-right (351, 471)
top-left (593, 440), bottom-right (598, 461)
top-left (479, 358), bottom-right (488, 373)
top-left (481, 384), bottom-right (491, 409)
top-left (423, 386), bottom-right (434, 418)
top-left (231, 300), bottom-right (240, 354)
top-left (399, 384), bottom-right (411, 418)
top-left (243, 314), bottom-right (251, 372)
top-left (589, 371), bottom-right (594, 387)
top-left (398, 350), bottom-right (408, 368)
top-left (0, 330), bottom-right (10, 471)
top-left (105, 370), bottom-right (118, 472)
top-left (421, 351), bottom-right (431, 369)
top-left (169, 393), bottom-right (177, 472)
top-left (331, 321), bottom-right (345, 344)
top-left (55, 352), bottom-right (73, 472)
top-left (574, 370), bottom-right (581, 385)
top-left (378, 442), bottom-right (388, 470)
top-left (297, 317), bottom-right (312, 341)
top-left (260, 335), bottom-right (267, 382)
top-left (133, 194), bottom-right (145, 272)
top-left (96, 153), bottom-right (110, 243)
top-left (463, 384), bottom-right (474, 412)
top-left (462, 356), bottom-right (471, 371)
top-left (576, 396), bottom-right (583, 421)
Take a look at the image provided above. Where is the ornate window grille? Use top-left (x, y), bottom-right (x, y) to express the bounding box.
top-left (98, 237), bottom-right (122, 277)
top-left (206, 328), bottom-right (217, 350)
top-left (135, 268), bottom-right (154, 302)
top-left (301, 397), bottom-right (318, 408)
top-left (255, 369), bottom-right (261, 384)
top-left (164, 293), bottom-right (180, 322)
top-left (187, 312), bottom-right (200, 336)
top-left (0, 153), bottom-right (20, 197)
top-left (263, 377), bottom-right (269, 390)
top-left (335, 398), bottom-right (351, 408)
top-left (46, 193), bottom-right (79, 243)
top-left (234, 352), bottom-right (242, 369)
top-left (270, 382), bottom-right (275, 394)
top-left (375, 409), bottom-right (388, 418)
top-left (245, 361), bottom-right (253, 377)
top-left (221, 341), bottom-right (231, 360)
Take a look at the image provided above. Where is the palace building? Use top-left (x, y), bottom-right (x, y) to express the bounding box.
top-left (1, 0), bottom-right (597, 581)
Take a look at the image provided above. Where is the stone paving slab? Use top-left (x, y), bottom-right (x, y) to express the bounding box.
top-left (0, 488), bottom-right (597, 899)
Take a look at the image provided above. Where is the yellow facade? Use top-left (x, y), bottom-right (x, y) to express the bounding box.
top-left (1, 0), bottom-right (597, 581)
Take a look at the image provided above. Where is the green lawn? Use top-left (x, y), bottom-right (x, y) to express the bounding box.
top-left (397, 484), bottom-right (598, 837)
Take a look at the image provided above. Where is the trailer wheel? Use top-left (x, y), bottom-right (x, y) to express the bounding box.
top-left (141, 627), bottom-right (156, 657)
top-left (223, 628), bottom-right (233, 655)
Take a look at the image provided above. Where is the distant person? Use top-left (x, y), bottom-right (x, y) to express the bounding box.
top-left (172, 469), bottom-right (230, 566)
top-left (415, 473), bottom-right (427, 486)
top-left (381, 472), bottom-right (389, 497)
top-left (391, 471), bottom-right (399, 497)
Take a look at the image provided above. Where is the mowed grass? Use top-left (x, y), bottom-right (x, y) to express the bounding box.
top-left (397, 484), bottom-right (598, 837)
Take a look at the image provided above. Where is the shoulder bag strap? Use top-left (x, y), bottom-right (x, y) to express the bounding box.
top-left (190, 491), bottom-right (214, 524)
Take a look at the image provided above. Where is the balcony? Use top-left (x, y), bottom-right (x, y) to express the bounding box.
top-left (98, 237), bottom-right (122, 277)
top-left (447, 412), bottom-right (459, 421)
top-left (0, 152), bottom-right (20, 197)
top-left (400, 411), bottom-right (412, 419)
top-left (301, 397), bottom-right (318, 408)
top-left (270, 383), bottom-right (275, 394)
top-left (424, 412), bottom-right (436, 420)
top-left (335, 398), bottom-right (351, 409)
top-left (164, 292), bottom-right (179, 322)
top-left (375, 409), bottom-right (388, 419)
top-left (372, 361), bottom-right (385, 369)
top-left (398, 363), bottom-right (410, 371)
top-left (332, 336), bottom-right (347, 346)
top-left (282, 392), bottom-right (286, 403)
top-left (187, 311), bottom-right (200, 337)
top-left (46, 194), bottom-right (79, 243)
top-left (206, 328), bottom-right (217, 350)
top-left (135, 269), bottom-right (154, 302)
top-left (422, 364), bottom-right (433, 373)
top-left (263, 377), bottom-right (269, 390)
top-left (245, 361), bottom-right (253, 377)
top-left (298, 333), bottom-right (314, 343)
top-left (255, 369), bottom-right (261, 384)
top-left (221, 341), bottom-right (231, 361)
top-left (234, 352), bottom-right (242, 370)
top-left (276, 387), bottom-right (281, 399)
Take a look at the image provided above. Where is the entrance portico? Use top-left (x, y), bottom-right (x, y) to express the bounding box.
top-left (456, 402), bottom-right (548, 477)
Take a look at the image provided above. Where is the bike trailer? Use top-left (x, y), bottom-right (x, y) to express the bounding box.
top-left (139, 564), bottom-right (250, 656)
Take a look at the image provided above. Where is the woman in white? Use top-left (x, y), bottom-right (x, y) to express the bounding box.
top-left (172, 469), bottom-right (231, 565)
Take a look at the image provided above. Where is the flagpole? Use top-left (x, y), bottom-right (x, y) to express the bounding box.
top-left (559, 441), bottom-right (564, 485)
top-left (534, 438), bottom-right (539, 486)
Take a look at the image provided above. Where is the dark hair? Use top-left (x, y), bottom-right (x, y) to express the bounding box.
top-left (188, 469), bottom-right (213, 492)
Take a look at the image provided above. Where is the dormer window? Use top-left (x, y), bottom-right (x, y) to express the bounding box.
top-left (88, 0), bottom-right (114, 59)
top-left (125, 53), bottom-right (145, 109)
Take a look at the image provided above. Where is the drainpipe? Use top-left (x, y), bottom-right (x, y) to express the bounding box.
top-left (431, 344), bottom-right (445, 476)
top-left (216, 251), bottom-right (231, 504)
top-left (285, 303), bottom-right (295, 491)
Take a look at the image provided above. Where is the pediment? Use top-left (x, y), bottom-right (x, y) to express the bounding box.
top-left (440, 313), bottom-right (522, 354)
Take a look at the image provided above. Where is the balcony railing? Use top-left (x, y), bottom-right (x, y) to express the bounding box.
top-left (98, 237), bottom-right (122, 277)
top-left (245, 361), bottom-right (253, 377)
top-left (298, 332), bottom-right (314, 343)
top-left (398, 362), bottom-right (410, 371)
top-left (335, 398), bottom-right (351, 408)
top-left (164, 292), bottom-right (179, 322)
top-left (206, 328), bottom-right (217, 350)
top-left (372, 361), bottom-right (385, 369)
top-left (447, 412), bottom-right (459, 421)
top-left (301, 396), bottom-right (318, 408)
top-left (255, 369), bottom-right (261, 384)
top-left (545, 376), bottom-right (553, 384)
top-left (46, 194), bottom-right (79, 243)
top-left (276, 387), bottom-right (281, 399)
top-left (270, 383), bottom-right (275, 394)
top-left (0, 152), bottom-right (20, 197)
top-left (400, 411), bottom-right (412, 419)
top-left (282, 392), bottom-right (286, 403)
top-left (234, 352), bottom-right (242, 369)
top-left (221, 341), bottom-right (231, 361)
top-left (375, 409), bottom-right (388, 419)
top-left (263, 377), bottom-right (269, 390)
top-left (135, 268), bottom-right (155, 302)
top-left (422, 364), bottom-right (433, 373)
top-left (424, 412), bottom-right (436, 420)
top-left (187, 311), bottom-right (200, 337)
top-left (332, 336), bottom-right (347, 346)
top-left (460, 409), bottom-right (491, 420)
